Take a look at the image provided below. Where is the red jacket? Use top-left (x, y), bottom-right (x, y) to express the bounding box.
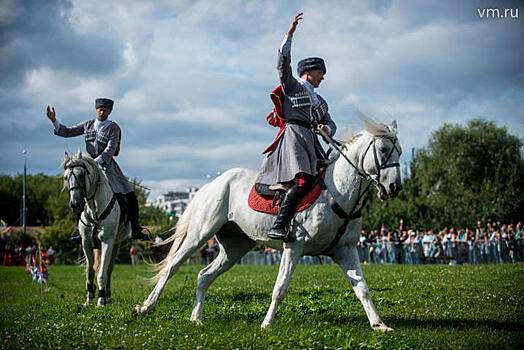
top-left (262, 85), bottom-right (285, 154)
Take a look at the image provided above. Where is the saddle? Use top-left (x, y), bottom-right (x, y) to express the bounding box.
top-left (248, 172), bottom-right (325, 215)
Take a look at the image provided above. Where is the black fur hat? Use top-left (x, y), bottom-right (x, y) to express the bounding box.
top-left (95, 98), bottom-right (114, 110)
top-left (297, 57), bottom-right (326, 77)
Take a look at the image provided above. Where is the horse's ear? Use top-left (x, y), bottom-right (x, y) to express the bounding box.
top-left (391, 120), bottom-right (397, 130)
top-left (77, 149), bottom-right (82, 159)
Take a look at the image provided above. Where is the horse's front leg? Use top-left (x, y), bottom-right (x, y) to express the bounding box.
top-left (330, 245), bottom-right (393, 332)
top-left (81, 225), bottom-right (96, 305)
top-left (106, 243), bottom-right (120, 301)
top-left (96, 234), bottom-right (115, 307)
top-left (261, 244), bottom-right (301, 329)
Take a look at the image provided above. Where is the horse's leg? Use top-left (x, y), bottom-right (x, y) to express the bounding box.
top-left (106, 243), bottom-right (119, 301)
top-left (81, 222), bottom-right (96, 305)
top-left (261, 245), bottom-right (302, 328)
top-left (83, 241), bottom-right (96, 305)
top-left (96, 235), bottom-right (114, 307)
top-left (133, 219), bottom-right (226, 315)
top-left (190, 224), bottom-right (255, 324)
top-left (330, 245), bottom-right (393, 332)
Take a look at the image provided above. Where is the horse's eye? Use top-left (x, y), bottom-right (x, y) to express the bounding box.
top-left (379, 147), bottom-right (387, 153)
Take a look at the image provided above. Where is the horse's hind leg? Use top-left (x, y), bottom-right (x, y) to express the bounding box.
top-left (261, 245), bottom-right (302, 328)
top-left (330, 245), bottom-right (393, 332)
top-left (190, 223), bottom-right (255, 324)
top-left (134, 219), bottom-right (226, 315)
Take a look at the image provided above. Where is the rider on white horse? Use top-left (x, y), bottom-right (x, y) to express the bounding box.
top-left (256, 13), bottom-right (337, 241)
top-left (46, 98), bottom-right (151, 241)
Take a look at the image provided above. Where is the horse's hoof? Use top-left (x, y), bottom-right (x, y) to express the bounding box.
top-left (190, 319), bottom-right (203, 326)
top-left (96, 298), bottom-right (106, 307)
top-left (260, 321), bottom-right (271, 329)
top-left (132, 305), bottom-right (144, 316)
top-left (371, 323), bottom-right (393, 332)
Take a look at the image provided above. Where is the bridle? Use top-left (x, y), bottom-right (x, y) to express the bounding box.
top-left (65, 161), bottom-right (116, 226)
top-left (65, 163), bottom-right (98, 202)
top-left (359, 135), bottom-right (402, 186)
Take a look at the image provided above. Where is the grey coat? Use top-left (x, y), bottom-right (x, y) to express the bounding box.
top-left (54, 119), bottom-right (133, 194)
top-left (256, 52), bottom-right (337, 186)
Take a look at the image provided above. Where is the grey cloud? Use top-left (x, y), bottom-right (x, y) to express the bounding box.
top-left (0, 0), bottom-right (124, 88)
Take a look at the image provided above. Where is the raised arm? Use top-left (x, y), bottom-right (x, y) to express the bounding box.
top-left (277, 13), bottom-right (303, 93)
top-left (46, 105), bottom-right (85, 138)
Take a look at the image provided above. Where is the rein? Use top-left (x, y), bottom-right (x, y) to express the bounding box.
top-left (317, 130), bottom-right (401, 255)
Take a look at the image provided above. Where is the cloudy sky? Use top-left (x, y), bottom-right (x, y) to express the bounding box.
top-left (1, 0), bottom-right (522, 201)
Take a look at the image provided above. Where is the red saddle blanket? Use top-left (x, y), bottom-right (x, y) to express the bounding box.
top-left (248, 180), bottom-right (323, 215)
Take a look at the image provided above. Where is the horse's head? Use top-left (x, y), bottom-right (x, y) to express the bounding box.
top-left (356, 116), bottom-right (402, 200)
top-left (62, 150), bottom-right (99, 215)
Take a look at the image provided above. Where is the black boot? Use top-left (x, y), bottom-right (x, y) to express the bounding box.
top-left (267, 174), bottom-right (315, 241)
top-left (126, 192), bottom-right (152, 241)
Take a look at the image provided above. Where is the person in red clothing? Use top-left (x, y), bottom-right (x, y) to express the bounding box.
top-left (3, 244), bottom-right (14, 266)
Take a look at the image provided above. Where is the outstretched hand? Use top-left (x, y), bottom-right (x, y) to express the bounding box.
top-left (287, 12), bottom-right (303, 35)
top-left (46, 106), bottom-right (56, 123)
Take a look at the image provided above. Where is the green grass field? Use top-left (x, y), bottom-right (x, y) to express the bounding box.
top-left (1, 263), bottom-right (523, 349)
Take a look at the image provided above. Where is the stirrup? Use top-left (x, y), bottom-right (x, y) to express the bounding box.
top-left (267, 228), bottom-right (296, 243)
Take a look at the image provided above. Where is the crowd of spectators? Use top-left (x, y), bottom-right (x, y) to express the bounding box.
top-left (2, 219), bottom-right (522, 267)
top-left (357, 219), bottom-right (524, 265)
top-left (0, 238), bottom-right (55, 267)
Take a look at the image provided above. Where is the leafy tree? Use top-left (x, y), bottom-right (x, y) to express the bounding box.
top-left (0, 173), bottom-right (72, 226)
top-left (414, 118), bottom-right (523, 227)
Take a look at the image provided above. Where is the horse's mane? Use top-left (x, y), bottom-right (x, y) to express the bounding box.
top-left (342, 113), bottom-right (397, 145)
top-left (358, 113), bottom-right (397, 138)
top-left (62, 151), bottom-right (99, 171)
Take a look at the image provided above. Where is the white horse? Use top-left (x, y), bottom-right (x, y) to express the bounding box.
top-left (133, 116), bottom-right (402, 331)
top-left (63, 151), bottom-right (132, 306)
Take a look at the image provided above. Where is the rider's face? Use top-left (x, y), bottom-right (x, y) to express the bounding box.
top-left (303, 69), bottom-right (325, 88)
top-left (96, 107), bottom-right (112, 121)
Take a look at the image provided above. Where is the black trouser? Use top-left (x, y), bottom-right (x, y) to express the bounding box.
top-left (125, 191), bottom-right (140, 235)
top-left (272, 173), bottom-right (316, 230)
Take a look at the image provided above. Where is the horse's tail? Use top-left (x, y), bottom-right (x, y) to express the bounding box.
top-left (93, 249), bottom-right (101, 272)
top-left (150, 195), bottom-right (197, 282)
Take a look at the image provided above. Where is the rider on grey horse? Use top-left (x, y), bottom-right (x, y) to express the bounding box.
top-left (256, 13), bottom-right (337, 240)
top-left (46, 98), bottom-right (151, 241)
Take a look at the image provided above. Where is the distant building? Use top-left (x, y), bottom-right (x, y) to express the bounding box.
top-left (152, 187), bottom-right (198, 218)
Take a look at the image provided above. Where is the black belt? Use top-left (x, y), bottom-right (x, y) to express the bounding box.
top-left (285, 120), bottom-right (314, 129)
